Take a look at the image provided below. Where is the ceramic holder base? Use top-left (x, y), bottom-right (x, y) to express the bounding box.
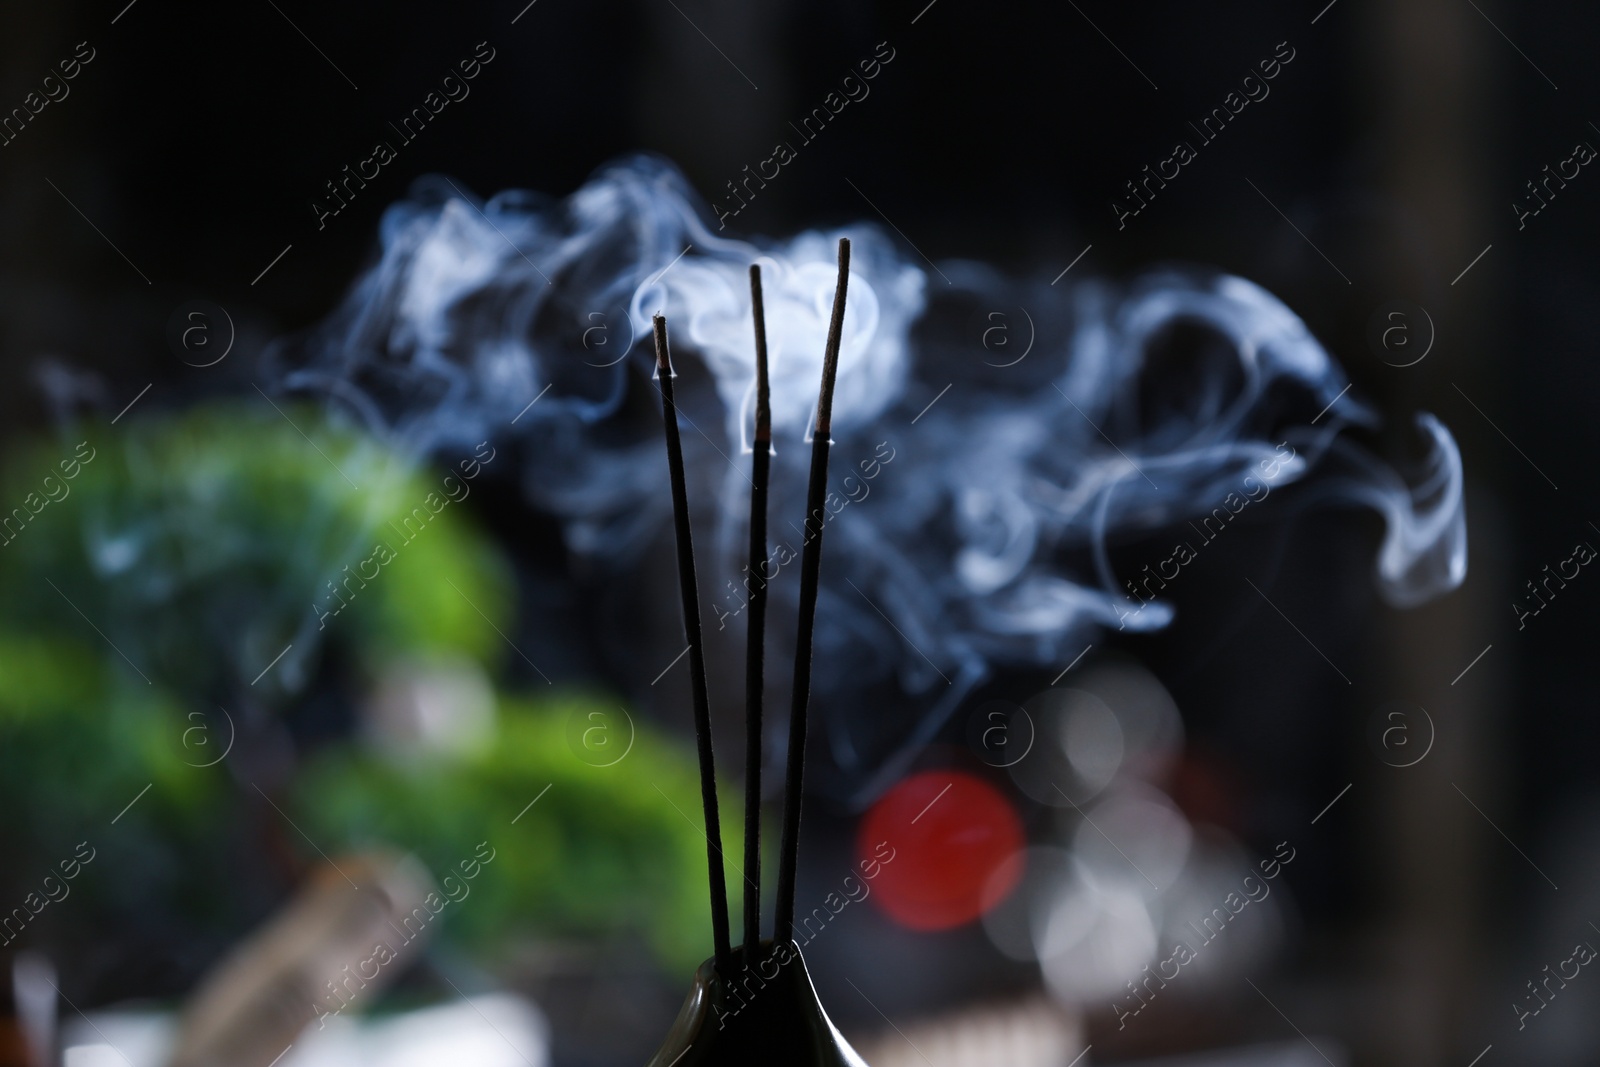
top-left (646, 940), bottom-right (868, 1066)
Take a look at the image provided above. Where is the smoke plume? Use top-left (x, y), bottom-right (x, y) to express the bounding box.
top-left (267, 155), bottom-right (1467, 803)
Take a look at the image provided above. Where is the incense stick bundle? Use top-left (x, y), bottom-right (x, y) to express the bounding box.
top-left (644, 240), bottom-right (863, 1065)
top-left (652, 238), bottom-right (850, 971)
top-left (653, 314), bottom-right (733, 976)
top-left (774, 237), bottom-right (850, 940)
top-left (743, 264), bottom-right (772, 959)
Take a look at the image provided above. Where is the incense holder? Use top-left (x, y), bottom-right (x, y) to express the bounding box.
top-left (646, 940), bottom-right (868, 1066)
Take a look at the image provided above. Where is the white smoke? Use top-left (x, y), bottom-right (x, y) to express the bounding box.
top-left (266, 154), bottom-right (1467, 801)
top-left (631, 229), bottom-right (926, 448)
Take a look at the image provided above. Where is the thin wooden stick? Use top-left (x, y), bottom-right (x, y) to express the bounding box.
top-left (773, 237), bottom-right (850, 942)
top-left (653, 314), bottom-right (733, 976)
top-left (742, 264), bottom-right (772, 959)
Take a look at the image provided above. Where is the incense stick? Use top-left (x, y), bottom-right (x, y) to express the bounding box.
top-left (653, 314), bottom-right (733, 975)
top-left (742, 264), bottom-right (772, 959)
top-left (773, 237), bottom-right (850, 941)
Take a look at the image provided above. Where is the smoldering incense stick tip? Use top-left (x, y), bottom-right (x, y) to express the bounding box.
top-left (814, 237), bottom-right (849, 440)
top-left (751, 264), bottom-right (772, 445)
top-left (653, 314), bottom-right (670, 374)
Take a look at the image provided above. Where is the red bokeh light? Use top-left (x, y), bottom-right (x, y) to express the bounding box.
top-left (856, 769), bottom-right (1025, 931)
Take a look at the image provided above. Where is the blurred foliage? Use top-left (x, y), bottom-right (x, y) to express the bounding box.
top-left (0, 633), bottom-right (214, 840)
top-left (0, 633), bottom-right (232, 959)
top-left (0, 405), bottom-right (722, 989)
top-left (295, 694), bottom-right (726, 973)
top-left (0, 405), bottom-right (510, 705)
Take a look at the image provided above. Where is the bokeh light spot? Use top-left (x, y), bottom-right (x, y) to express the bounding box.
top-left (857, 770), bottom-right (1025, 931)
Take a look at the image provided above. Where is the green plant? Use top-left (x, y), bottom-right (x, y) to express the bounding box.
top-left (0, 405), bottom-right (510, 707)
top-left (0, 405), bottom-right (728, 985)
top-left (294, 694), bottom-right (736, 973)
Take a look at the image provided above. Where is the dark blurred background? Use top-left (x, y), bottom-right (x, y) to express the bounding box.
top-left (1, 2), bottom-right (1597, 1066)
